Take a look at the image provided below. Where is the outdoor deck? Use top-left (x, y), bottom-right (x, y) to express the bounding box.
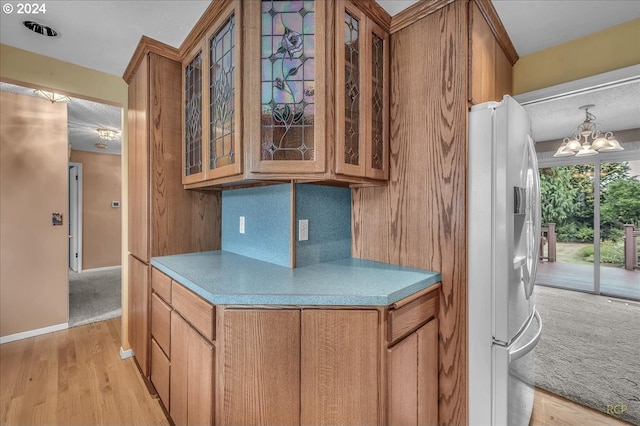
top-left (536, 261), bottom-right (640, 301)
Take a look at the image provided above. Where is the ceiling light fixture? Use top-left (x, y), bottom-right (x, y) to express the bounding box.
top-left (22, 20), bottom-right (59, 37)
top-left (553, 104), bottom-right (624, 158)
top-left (97, 128), bottom-right (119, 141)
top-left (95, 143), bottom-right (109, 149)
top-left (33, 89), bottom-right (71, 103)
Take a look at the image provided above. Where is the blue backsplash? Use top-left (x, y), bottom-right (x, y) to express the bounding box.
top-left (221, 183), bottom-right (351, 268)
top-left (221, 184), bottom-right (291, 267)
top-left (295, 184), bottom-right (351, 267)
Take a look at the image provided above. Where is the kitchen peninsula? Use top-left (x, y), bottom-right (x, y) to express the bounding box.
top-left (149, 251), bottom-right (441, 425)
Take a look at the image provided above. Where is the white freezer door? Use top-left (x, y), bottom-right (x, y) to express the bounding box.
top-left (493, 97), bottom-right (540, 345)
top-left (493, 309), bottom-right (542, 426)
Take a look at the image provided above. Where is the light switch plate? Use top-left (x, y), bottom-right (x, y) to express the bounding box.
top-left (299, 219), bottom-right (308, 241)
top-left (239, 216), bottom-right (245, 234)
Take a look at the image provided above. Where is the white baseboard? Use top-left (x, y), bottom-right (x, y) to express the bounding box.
top-left (79, 265), bottom-right (122, 273)
top-left (120, 347), bottom-right (134, 360)
top-left (0, 322), bottom-right (69, 344)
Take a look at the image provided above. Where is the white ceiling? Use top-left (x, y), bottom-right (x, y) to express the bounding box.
top-left (1, 0), bottom-right (639, 153)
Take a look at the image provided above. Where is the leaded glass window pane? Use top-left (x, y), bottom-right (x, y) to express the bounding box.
top-left (210, 15), bottom-right (235, 170)
top-left (261, 0), bottom-right (315, 161)
top-left (371, 33), bottom-right (384, 171)
top-left (344, 11), bottom-right (360, 166)
top-left (185, 51), bottom-right (203, 176)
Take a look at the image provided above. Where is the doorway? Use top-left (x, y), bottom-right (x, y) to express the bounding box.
top-left (68, 162), bottom-right (83, 272)
top-left (537, 159), bottom-right (640, 301)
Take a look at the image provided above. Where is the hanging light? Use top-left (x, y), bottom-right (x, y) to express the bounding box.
top-left (97, 128), bottom-right (120, 141)
top-left (33, 89), bottom-right (70, 103)
top-left (553, 104), bottom-right (623, 157)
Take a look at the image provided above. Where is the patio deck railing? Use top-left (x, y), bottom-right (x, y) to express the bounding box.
top-left (624, 224), bottom-right (639, 271)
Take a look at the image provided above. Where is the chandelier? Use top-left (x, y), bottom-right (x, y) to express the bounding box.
top-left (97, 128), bottom-right (120, 141)
top-left (553, 104), bottom-right (624, 157)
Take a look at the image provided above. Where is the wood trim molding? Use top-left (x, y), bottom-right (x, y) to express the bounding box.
top-left (350, 0), bottom-right (392, 30)
top-left (123, 36), bottom-right (180, 83)
top-left (390, 0), bottom-right (455, 34)
top-left (178, 0), bottom-right (233, 61)
top-left (472, 0), bottom-right (519, 65)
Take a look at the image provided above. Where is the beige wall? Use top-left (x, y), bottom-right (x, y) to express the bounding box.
top-left (513, 19), bottom-right (640, 94)
top-left (70, 151), bottom-right (122, 270)
top-left (1, 91), bottom-right (69, 337)
top-left (0, 44), bottom-right (131, 348)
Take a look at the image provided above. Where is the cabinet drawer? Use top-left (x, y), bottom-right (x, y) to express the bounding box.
top-left (151, 268), bottom-right (172, 303)
top-left (387, 289), bottom-right (438, 345)
top-left (151, 292), bottom-right (171, 355)
top-left (151, 338), bottom-right (170, 410)
top-left (172, 282), bottom-right (215, 341)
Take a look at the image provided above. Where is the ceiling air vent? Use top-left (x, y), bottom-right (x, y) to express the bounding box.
top-left (22, 21), bottom-right (59, 37)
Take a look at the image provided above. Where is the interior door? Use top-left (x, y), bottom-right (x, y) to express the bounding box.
top-left (68, 164), bottom-right (79, 272)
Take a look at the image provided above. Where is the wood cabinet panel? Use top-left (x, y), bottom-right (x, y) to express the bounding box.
top-left (170, 311), bottom-right (189, 426)
top-left (301, 309), bottom-right (379, 425)
top-left (352, 2), bottom-right (468, 423)
top-left (388, 333), bottom-right (418, 426)
top-left (186, 326), bottom-right (214, 426)
top-left (417, 318), bottom-right (438, 426)
top-left (128, 255), bottom-right (149, 376)
top-left (151, 292), bottom-right (171, 356)
top-left (469, 1), bottom-right (495, 105)
top-left (171, 282), bottom-right (215, 341)
top-left (388, 289), bottom-right (438, 344)
top-left (221, 309), bottom-right (300, 426)
top-left (150, 338), bottom-right (170, 410)
top-left (128, 56), bottom-right (150, 262)
top-left (151, 267), bottom-right (172, 304)
top-left (495, 43), bottom-right (512, 100)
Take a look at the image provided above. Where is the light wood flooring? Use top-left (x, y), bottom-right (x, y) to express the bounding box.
top-left (1, 318), bottom-right (633, 425)
top-left (531, 388), bottom-right (632, 426)
top-left (0, 318), bottom-right (169, 425)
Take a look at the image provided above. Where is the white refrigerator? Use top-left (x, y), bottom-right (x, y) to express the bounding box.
top-left (468, 95), bottom-right (543, 426)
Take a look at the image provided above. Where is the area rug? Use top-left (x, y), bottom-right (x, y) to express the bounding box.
top-left (534, 285), bottom-right (640, 425)
top-left (69, 268), bottom-right (121, 327)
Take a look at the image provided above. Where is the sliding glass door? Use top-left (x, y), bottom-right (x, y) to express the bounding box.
top-left (599, 160), bottom-right (640, 300)
top-left (538, 159), bottom-right (640, 301)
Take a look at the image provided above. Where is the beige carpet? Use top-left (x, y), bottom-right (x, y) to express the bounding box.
top-left (534, 285), bottom-right (640, 425)
top-left (69, 268), bottom-right (121, 327)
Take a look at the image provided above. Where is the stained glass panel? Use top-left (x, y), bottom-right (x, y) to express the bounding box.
top-left (185, 51), bottom-right (203, 176)
top-left (210, 15), bottom-right (235, 169)
top-left (371, 33), bottom-right (384, 171)
top-left (261, 0), bottom-right (315, 161)
top-left (344, 11), bottom-right (360, 166)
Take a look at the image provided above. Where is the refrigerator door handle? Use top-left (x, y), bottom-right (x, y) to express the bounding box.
top-left (509, 309), bottom-right (542, 363)
top-left (522, 135), bottom-right (541, 299)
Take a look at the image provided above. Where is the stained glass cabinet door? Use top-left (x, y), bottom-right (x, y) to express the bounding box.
top-left (335, 0), bottom-right (389, 180)
top-left (246, 0), bottom-right (327, 175)
top-left (206, 2), bottom-right (243, 181)
top-left (183, 41), bottom-right (206, 185)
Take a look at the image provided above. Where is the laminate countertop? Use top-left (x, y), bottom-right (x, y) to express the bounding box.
top-left (150, 251), bottom-right (441, 306)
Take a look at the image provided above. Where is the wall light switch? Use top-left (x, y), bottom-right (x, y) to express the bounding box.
top-left (299, 219), bottom-right (308, 241)
top-left (239, 216), bottom-right (245, 234)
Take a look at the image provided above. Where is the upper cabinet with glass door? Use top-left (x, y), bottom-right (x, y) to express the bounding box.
top-left (182, 0), bottom-right (389, 188)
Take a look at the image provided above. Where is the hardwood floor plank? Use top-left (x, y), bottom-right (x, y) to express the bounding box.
top-left (0, 318), bottom-right (169, 425)
top-left (531, 388), bottom-right (632, 426)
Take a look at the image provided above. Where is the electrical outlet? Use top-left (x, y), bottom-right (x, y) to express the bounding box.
top-left (299, 219), bottom-right (308, 241)
top-left (239, 216), bottom-right (245, 234)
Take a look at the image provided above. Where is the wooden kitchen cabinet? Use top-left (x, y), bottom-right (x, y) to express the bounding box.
top-left (219, 309), bottom-right (300, 426)
top-left (301, 309), bottom-right (380, 425)
top-left (170, 311), bottom-right (214, 426)
top-left (128, 254), bottom-right (149, 375)
top-left (182, 0), bottom-right (390, 189)
top-left (124, 42), bottom-right (221, 378)
top-left (469, 1), bottom-right (513, 105)
top-left (388, 319), bottom-right (439, 426)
